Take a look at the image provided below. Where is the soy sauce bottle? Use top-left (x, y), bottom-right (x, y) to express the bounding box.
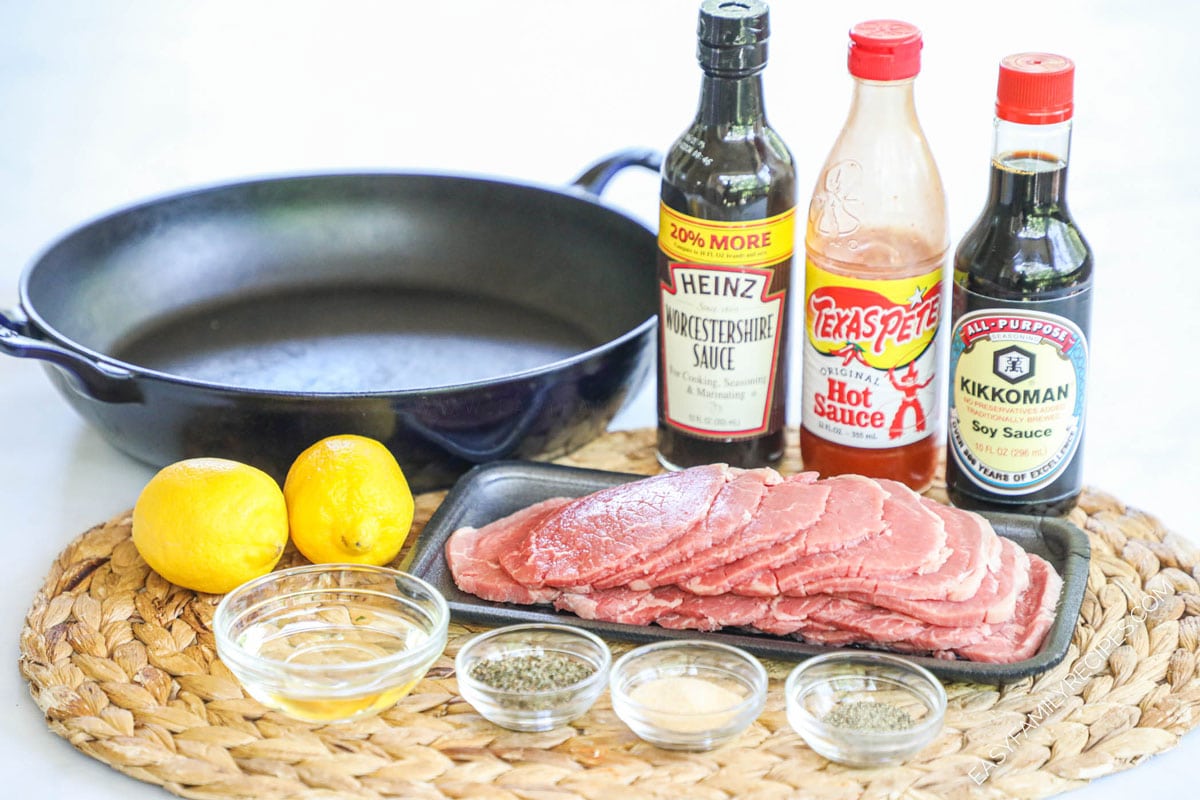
top-left (946, 53), bottom-right (1093, 515)
top-left (656, 0), bottom-right (796, 471)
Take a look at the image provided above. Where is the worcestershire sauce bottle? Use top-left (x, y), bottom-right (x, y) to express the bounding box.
top-left (656, 0), bottom-right (796, 471)
top-left (946, 53), bottom-right (1093, 515)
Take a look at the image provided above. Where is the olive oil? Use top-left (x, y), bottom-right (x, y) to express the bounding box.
top-left (237, 607), bottom-right (433, 724)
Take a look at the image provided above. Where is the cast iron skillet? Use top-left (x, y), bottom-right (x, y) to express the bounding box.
top-left (0, 150), bottom-right (661, 490)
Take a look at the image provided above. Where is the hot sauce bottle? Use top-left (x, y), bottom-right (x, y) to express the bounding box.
top-left (656, 0), bottom-right (796, 470)
top-left (946, 53), bottom-right (1092, 516)
top-left (800, 20), bottom-right (948, 491)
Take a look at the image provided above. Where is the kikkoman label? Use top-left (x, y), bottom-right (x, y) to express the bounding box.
top-left (948, 309), bottom-right (1088, 494)
top-left (658, 206), bottom-right (793, 438)
top-left (659, 204), bottom-right (796, 268)
top-left (801, 262), bottom-right (943, 448)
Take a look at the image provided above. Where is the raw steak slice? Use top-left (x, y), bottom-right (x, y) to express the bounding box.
top-left (955, 554), bottom-right (1062, 663)
top-left (743, 478), bottom-right (948, 597)
top-left (554, 586), bottom-right (770, 632)
top-left (752, 596), bottom-right (833, 636)
top-left (804, 597), bottom-right (994, 651)
top-left (793, 499), bottom-right (1000, 602)
top-left (639, 471), bottom-right (830, 591)
top-left (444, 497), bottom-right (572, 605)
top-left (593, 467), bottom-right (783, 590)
top-left (553, 586), bottom-right (686, 626)
top-left (796, 628), bottom-right (869, 647)
top-left (499, 463), bottom-right (732, 589)
top-left (676, 474), bottom-right (875, 596)
top-left (845, 537), bottom-right (1031, 627)
top-left (656, 593), bottom-right (773, 631)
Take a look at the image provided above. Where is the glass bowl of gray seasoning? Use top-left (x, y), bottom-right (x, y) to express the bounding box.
top-left (454, 623), bottom-right (611, 732)
top-left (609, 640), bottom-right (768, 751)
top-left (785, 651), bottom-right (947, 766)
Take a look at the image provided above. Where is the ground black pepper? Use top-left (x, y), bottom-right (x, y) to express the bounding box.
top-left (822, 700), bottom-right (915, 732)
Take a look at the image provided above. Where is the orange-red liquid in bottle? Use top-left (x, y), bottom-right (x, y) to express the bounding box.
top-left (799, 20), bottom-right (948, 491)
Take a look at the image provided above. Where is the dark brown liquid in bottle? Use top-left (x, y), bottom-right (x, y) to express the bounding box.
top-left (947, 151), bottom-right (1092, 515)
top-left (656, 70), bottom-right (795, 470)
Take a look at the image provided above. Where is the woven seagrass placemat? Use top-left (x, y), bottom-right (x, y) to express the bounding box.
top-left (19, 427), bottom-right (1200, 799)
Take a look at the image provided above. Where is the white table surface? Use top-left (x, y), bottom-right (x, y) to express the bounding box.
top-left (2, 1), bottom-right (1196, 797)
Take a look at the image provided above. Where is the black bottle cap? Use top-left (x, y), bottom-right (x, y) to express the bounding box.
top-left (697, 0), bottom-right (770, 76)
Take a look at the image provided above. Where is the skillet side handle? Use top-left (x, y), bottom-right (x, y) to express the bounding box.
top-left (571, 149), bottom-right (663, 196)
top-left (0, 307), bottom-right (142, 404)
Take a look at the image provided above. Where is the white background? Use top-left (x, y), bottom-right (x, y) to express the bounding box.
top-left (1, 1), bottom-right (1196, 796)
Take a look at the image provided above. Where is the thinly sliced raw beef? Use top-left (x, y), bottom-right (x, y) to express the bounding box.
top-left (593, 467), bottom-right (783, 590)
top-left (554, 587), bottom-right (686, 626)
top-left (555, 586), bottom-right (770, 632)
top-left (752, 596), bottom-right (832, 636)
top-left (442, 463), bottom-right (1066, 665)
top-left (638, 471), bottom-right (831, 591)
top-left (792, 499), bottom-right (1001, 602)
top-left (742, 478), bottom-right (948, 597)
top-left (499, 463), bottom-right (732, 589)
top-left (844, 538), bottom-right (1031, 627)
top-left (955, 554), bottom-right (1062, 662)
top-left (444, 497), bottom-right (572, 605)
top-left (803, 597), bottom-right (993, 651)
top-left (656, 592), bottom-right (772, 631)
top-left (679, 474), bottom-right (878, 596)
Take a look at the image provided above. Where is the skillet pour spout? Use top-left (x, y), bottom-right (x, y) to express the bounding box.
top-left (3, 150), bottom-right (661, 490)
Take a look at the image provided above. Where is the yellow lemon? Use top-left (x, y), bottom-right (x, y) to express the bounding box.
top-left (132, 458), bottom-right (289, 594)
top-left (283, 434), bottom-right (414, 566)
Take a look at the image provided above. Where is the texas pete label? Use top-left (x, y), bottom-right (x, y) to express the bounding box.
top-left (801, 262), bottom-right (943, 448)
top-left (948, 309), bottom-right (1088, 494)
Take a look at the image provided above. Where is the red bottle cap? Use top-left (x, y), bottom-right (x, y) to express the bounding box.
top-left (995, 52), bottom-right (1075, 124)
top-left (848, 19), bottom-right (922, 81)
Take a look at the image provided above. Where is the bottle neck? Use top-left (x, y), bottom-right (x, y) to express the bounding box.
top-left (988, 118), bottom-right (1073, 208)
top-left (696, 70), bottom-right (767, 128)
top-left (845, 77), bottom-right (918, 128)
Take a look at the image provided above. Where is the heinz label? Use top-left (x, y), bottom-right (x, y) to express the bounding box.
top-left (801, 262), bottom-right (943, 448)
top-left (658, 204), bottom-right (793, 438)
top-left (948, 308), bottom-right (1088, 494)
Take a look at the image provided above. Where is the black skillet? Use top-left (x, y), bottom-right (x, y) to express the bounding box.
top-left (0, 150), bottom-right (661, 490)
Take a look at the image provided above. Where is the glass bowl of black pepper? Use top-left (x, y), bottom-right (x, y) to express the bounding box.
top-left (454, 623), bottom-right (611, 732)
top-left (785, 651), bottom-right (947, 766)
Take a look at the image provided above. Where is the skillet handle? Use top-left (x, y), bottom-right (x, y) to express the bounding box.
top-left (0, 307), bottom-right (142, 404)
top-left (571, 148), bottom-right (663, 196)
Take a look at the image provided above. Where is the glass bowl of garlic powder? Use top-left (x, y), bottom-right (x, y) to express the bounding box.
top-left (610, 640), bottom-right (768, 751)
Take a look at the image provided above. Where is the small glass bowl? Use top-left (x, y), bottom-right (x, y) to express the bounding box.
top-left (785, 651), bottom-right (947, 767)
top-left (213, 563), bottom-right (449, 725)
top-left (609, 640), bottom-right (767, 751)
top-left (455, 623), bottom-right (611, 732)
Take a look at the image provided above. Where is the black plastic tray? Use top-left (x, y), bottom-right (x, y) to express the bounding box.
top-left (407, 460), bottom-right (1090, 684)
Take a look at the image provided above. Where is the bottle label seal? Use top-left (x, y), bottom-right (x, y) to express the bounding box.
top-left (948, 306), bottom-right (1088, 494)
top-left (801, 260), bottom-right (943, 448)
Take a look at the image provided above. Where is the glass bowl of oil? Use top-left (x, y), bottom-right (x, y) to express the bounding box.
top-left (214, 563), bottom-right (449, 724)
top-left (785, 651), bottom-right (946, 766)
